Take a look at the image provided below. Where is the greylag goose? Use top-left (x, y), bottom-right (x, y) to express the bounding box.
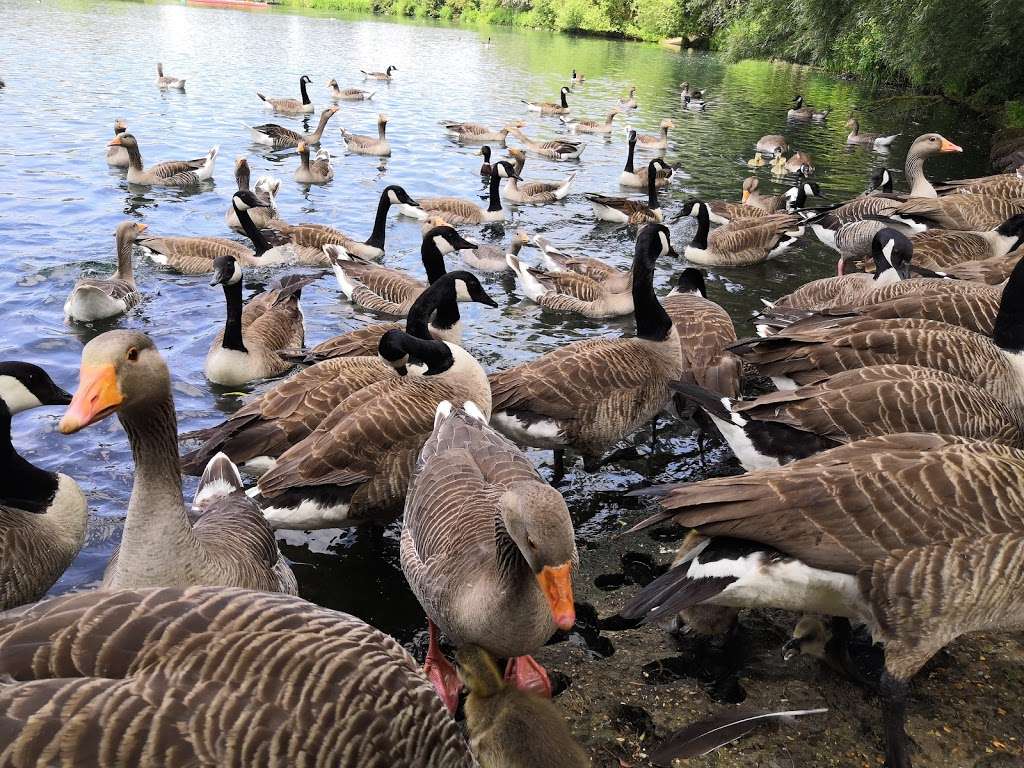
top-left (0, 362), bottom-right (83, 610)
top-left (155, 62), bottom-right (185, 90)
top-left (180, 272), bottom-right (497, 477)
top-left (506, 127), bottom-right (583, 160)
top-left (845, 118), bottom-right (900, 149)
top-left (561, 108), bottom-right (620, 135)
top-left (64, 221), bottom-right (145, 322)
top-left (224, 157), bottom-right (279, 232)
top-left (489, 224), bottom-right (682, 472)
top-left (0, 587), bottom-right (474, 766)
top-left (204, 256), bottom-right (310, 386)
top-left (621, 432), bottom-right (1024, 768)
top-left (252, 326), bottom-right (493, 529)
top-left (682, 200), bottom-right (803, 267)
top-left (755, 134), bottom-right (788, 154)
top-left (109, 133), bottom-right (217, 187)
top-left (59, 330), bottom-right (297, 593)
top-left (505, 148), bottom-right (579, 201)
top-left (340, 113), bottom-right (391, 156)
top-left (249, 105), bottom-right (339, 149)
top-left (443, 121), bottom-right (520, 144)
top-left (327, 78), bottom-right (374, 100)
top-left (294, 142), bottom-right (333, 183)
top-left (633, 119), bottom-right (674, 149)
top-left (106, 119), bottom-right (129, 167)
top-left (522, 86), bottom-right (571, 115)
top-left (397, 162), bottom-right (519, 224)
top-left (618, 86), bottom-right (638, 110)
top-left (257, 75), bottom-right (313, 114)
top-left (402, 402), bottom-right (577, 711)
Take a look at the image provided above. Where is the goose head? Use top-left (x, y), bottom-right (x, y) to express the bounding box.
top-left (498, 480), bottom-right (577, 631)
top-left (671, 267), bottom-right (707, 297)
top-left (327, 78), bottom-right (338, 88)
top-left (232, 189), bottom-right (264, 212)
top-left (782, 615), bottom-right (828, 662)
top-left (377, 113), bottom-right (389, 126)
top-left (210, 254), bottom-right (243, 287)
top-left (419, 215), bottom-right (452, 235)
top-left (0, 362), bottom-right (71, 415)
top-left (107, 132), bottom-right (138, 151)
top-left (627, 129), bottom-right (637, 145)
top-left (793, 95), bottom-right (804, 108)
top-left (660, 119), bottom-right (675, 129)
top-left (386, 66), bottom-right (397, 75)
top-left (870, 168), bottom-right (894, 192)
top-left (114, 119), bottom-right (127, 135)
top-left (115, 219), bottom-right (146, 248)
top-left (636, 222), bottom-right (677, 260)
top-left (425, 225), bottom-right (479, 255)
top-left (682, 198), bottom-right (708, 220)
top-left (492, 160), bottom-right (521, 180)
top-left (871, 228), bottom-right (914, 279)
top-left (997, 213), bottom-right (1024, 251)
top-left (439, 270), bottom-right (498, 307)
top-left (911, 133), bottom-right (963, 155)
top-left (560, 86), bottom-right (570, 96)
top-left (477, 145), bottom-right (492, 161)
top-left (741, 176), bottom-right (759, 203)
top-left (385, 184), bottom-right (418, 207)
top-left (300, 75), bottom-right (312, 85)
top-left (60, 330), bottom-right (167, 433)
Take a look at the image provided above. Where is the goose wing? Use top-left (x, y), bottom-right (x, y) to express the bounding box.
top-left (308, 323), bottom-right (402, 360)
top-left (706, 215), bottom-right (800, 265)
top-left (74, 277), bottom-right (140, 307)
top-left (663, 293), bottom-right (740, 397)
top-left (271, 221), bottom-right (358, 250)
top-left (0, 503), bottom-right (80, 609)
top-left (137, 236), bottom-right (255, 275)
top-left (417, 197), bottom-right (484, 222)
top-left (251, 123), bottom-right (303, 143)
top-left (894, 195), bottom-right (1024, 230)
top-left (148, 156), bottom-right (207, 178)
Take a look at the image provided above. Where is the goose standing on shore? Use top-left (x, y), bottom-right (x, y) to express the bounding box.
top-left (587, 159), bottom-right (669, 225)
top-left (59, 330), bottom-right (297, 593)
top-left (489, 224), bottom-right (682, 473)
top-left (225, 157), bottom-right (279, 232)
top-left (327, 78), bottom-right (374, 100)
top-left (249, 105), bottom-right (339, 149)
top-left (204, 256), bottom-right (310, 386)
top-left (523, 86), bottom-right (571, 115)
top-left (155, 62), bottom-right (185, 90)
top-left (294, 142), bottom-right (333, 183)
top-left (106, 119), bottom-right (129, 167)
top-left (402, 401), bottom-right (578, 713)
top-left (340, 113), bottom-right (391, 156)
top-left (362, 65), bottom-right (397, 80)
top-left (65, 221), bottom-right (145, 322)
top-left (398, 162), bottom-right (519, 224)
top-left (258, 75), bottom-right (314, 114)
top-left (109, 133), bottom-right (217, 187)
top-left (0, 362), bottom-right (84, 610)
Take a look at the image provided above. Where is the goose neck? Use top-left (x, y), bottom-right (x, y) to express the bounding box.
top-left (221, 280), bottom-right (247, 353)
top-left (235, 203), bottom-right (271, 255)
top-left (905, 146), bottom-right (937, 198)
top-left (421, 238), bottom-right (449, 284)
top-left (0, 401), bottom-right (57, 513)
top-left (632, 250), bottom-right (671, 342)
top-left (691, 205), bottom-right (710, 250)
top-left (114, 230), bottom-right (137, 286)
top-left (309, 110), bottom-right (332, 142)
top-left (623, 139), bottom-right (636, 173)
top-left (235, 163), bottom-right (251, 192)
top-left (299, 78), bottom-right (310, 105)
top-left (365, 190), bottom-right (392, 249)
top-left (487, 172), bottom-right (503, 213)
top-left (378, 121), bottom-right (387, 140)
top-left (125, 142), bottom-right (144, 172)
top-left (646, 167), bottom-right (659, 210)
top-left (400, 334), bottom-right (454, 375)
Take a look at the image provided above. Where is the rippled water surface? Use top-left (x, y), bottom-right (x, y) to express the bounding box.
top-left (0, 0), bottom-right (994, 640)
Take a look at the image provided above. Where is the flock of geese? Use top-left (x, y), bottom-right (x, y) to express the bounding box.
top-left (3, 51), bottom-right (1024, 768)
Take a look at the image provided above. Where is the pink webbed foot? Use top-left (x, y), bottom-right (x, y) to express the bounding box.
top-left (504, 655), bottom-right (553, 698)
top-left (424, 621), bottom-right (461, 714)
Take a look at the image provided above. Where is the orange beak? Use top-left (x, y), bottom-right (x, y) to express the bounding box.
top-left (59, 364), bottom-right (123, 434)
top-left (537, 562), bottom-right (575, 631)
top-left (741, 189), bottom-right (751, 203)
top-left (940, 138), bottom-right (963, 153)
top-left (108, 135), bottom-right (122, 146)
top-left (136, 222), bottom-right (148, 232)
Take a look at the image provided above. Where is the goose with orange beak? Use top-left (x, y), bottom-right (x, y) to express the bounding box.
top-left (59, 330), bottom-right (297, 593)
top-left (401, 401), bottom-right (578, 714)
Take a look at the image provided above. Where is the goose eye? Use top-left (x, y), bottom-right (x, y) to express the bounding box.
top-left (527, 536), bottom-right (538, 550)
top-left (126, 347), bottom-right (139, 362)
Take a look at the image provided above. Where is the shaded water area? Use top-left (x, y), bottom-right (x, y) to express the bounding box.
top-left (0, 0), bottom-right (994, 654)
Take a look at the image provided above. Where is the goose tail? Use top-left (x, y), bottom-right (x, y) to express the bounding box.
top-left (193, 452), bottom-right (245, 512)
top-left (506, 253), bottom-right (548, 302)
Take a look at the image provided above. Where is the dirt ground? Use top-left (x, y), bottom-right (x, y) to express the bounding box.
top-left (534, 507), bottom-right (1024, 768)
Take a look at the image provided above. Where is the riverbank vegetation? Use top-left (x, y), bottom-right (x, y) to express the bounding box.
top-left (281, 0), bottom-right (1021, 115)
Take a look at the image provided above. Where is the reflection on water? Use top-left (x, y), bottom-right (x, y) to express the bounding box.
top-left (0, 0), bottom-right (994, 642)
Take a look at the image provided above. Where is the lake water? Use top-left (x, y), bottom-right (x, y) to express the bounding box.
top-left (0, 0), bottom-right (994, 641)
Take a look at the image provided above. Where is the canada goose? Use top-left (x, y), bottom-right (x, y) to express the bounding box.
top-left (507, 250), bottom-right (633, 319)
top-left (634, 119), bottom-right (674, 150)
top-left (619, 86), bottom-right (638, 110)
top-left (534, 234), bottom-right (632, 293)
top-left (362, 65), bottom-right (397, 80)
top-left (106, 118), bottom-right (129, 167)
top-left (561, 108), bottom-right (619, 135)
top-left (845, 118), bottom-right (900, 149)
top-left (253, 325), bottom-right (493, 528)
top-left (264, 185), bottom-right (420, 262)
top-left (478, 145), bottom-right (492, 177)
top-left (204, 257), bottom-right (310, 387)
top-left (257, 75), bottom-right (314, 114)
top-left (706, 177), bottom-right (818, 224)
top-left (991, 133), bottom-right (1024, 171)
top-left (64, 221), bottom-right (146, 322)
top-left (224, 157), bottom-right (279, 232)
top-left (231, 191), bottom-right (329, 266)
top-left (137, 232), bottom-right (258, 275)
top-left (403, 403), bottom-right (578, 712)
top-left (676, 364), bottom-right (1024, 471)
top-left (397, 161), bottom-right (519, 224)
top-left (294, 141), bottom-right (333, 183)
top-left (868, 214), bottom-right (1024, 275)
top-left (730, 257), bottom-right (1024, 400)
top-left (0, 588), bottom-right (475, 767)
top-left (180, 272), bottom-right (497, 476)
top-left (763, 228), bottom-right (914, 312)
top-left (682, 200), bottom-right (804, 267)
top-left (571, 68), bottom-right (585, 83)
top-left (755, 134), bottom-right (788, 154)
top-left (587, 159), bottom-right (668, 225)
top-left (0, 362), bottom-right (83, 610)
top-left (787, 95), bottom-right (829, 120)
top-left (59, 331), bottom-right (297, 593)
top-left (663, 268), bottom-right (742, 398)
top-left (155, 62), bottom-right (185, 90)
top-left (891, 193), bottom-right (1024, 231)
top-left (503, 148), bottom-right (583, 201)
top-left (506, 127), bottom-right (583, 160)
top-left (248, 105), bottom-right (339, 149)
top-left (443, 121), bottom-right (520, 144)
top-left (619, 130), bottom-right (673, 188)
top-left (620, 432), bottom-right (1024, 768)
top-left (489, 224), bottom-right (682, 472)
top-left (108, 133), bottom-right (217, 187)
top-left (328, 225), bottom-right (480, 315)
top-left (522, 86), bottom-right (571, 115)
top-left (460, 230), bottom-right (529, 273)
top-left (682, 93), bottom-right (706, 111)
top-left (327, 78), bottom-right (374, 100)
top-left (340, 113), bottom-right (391, 156)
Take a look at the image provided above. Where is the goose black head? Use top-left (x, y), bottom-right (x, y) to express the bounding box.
top-left (232, 189), bottom-right (264, 211)
top-left (628, 129), bottom-right (637, 144)
top-left (300, 75), bottom-right (312, 84)
top-left (439, 270), bottom-right (499, 307)
top-left (682, 198), bottom-right (706, 220)
top-left (675, 268), bottom-right (707, 297)
top-left (0, 362), bottom-right (72, 415)
top-left (871, 228), bottom-right (914, 279)
top-left (425, 225), bottom-right (479, 254)
top-left (384, 185), bottom-right (417, 207)
top-left (479, 145), bottom-right (492, 161)
top-left (492, 160), bottom-right (521, 180)
top-left (997, 213), bottom-right (1024, 249)
top-left (636, 222), bottom-right (676, 260)
top-left (210, 254), bottom-right (242, 287)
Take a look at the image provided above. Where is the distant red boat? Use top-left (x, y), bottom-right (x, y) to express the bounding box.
top-left (186, 0), bottom-right (270, 9)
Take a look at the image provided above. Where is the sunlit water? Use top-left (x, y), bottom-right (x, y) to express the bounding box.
top-left (0, 0), bottom-right (993, 641)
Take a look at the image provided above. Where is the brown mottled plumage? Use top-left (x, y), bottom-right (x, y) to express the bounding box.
top-left (684, 201), bottom-right (802, 267)
top-left (0, 587), bottom-right (475, 767)
top-left (250, 105), bottom-right (339, 149)
top-left (136, 233), bottom-right (257, 275)
top-left (893, 195), bottom-right (1024, 231)
top-left (110, 133), bottom-right (217, 187)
